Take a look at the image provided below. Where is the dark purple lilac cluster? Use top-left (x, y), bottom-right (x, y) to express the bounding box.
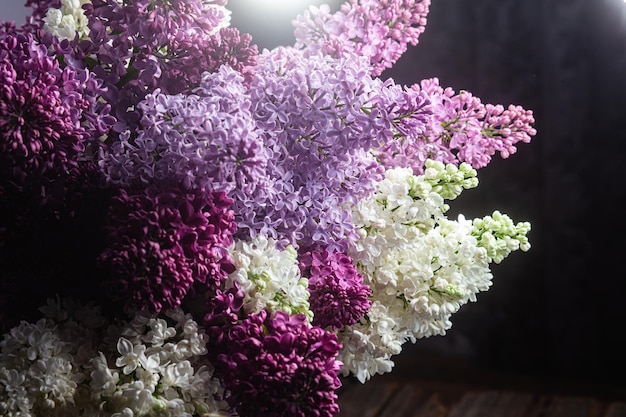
top-left (299, 249), bottom-right (372, 330)
top-left (206, 309), bottom-right (342, 417)
top-left (0, 30), bottom-right (109, 206)
top-left (97, 187), bottom-right (236, 313)
top-left (84, 0), bottom-right (256, 132)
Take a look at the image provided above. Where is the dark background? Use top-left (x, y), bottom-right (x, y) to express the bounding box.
top-left (4, 0), bottom-right (626, 388)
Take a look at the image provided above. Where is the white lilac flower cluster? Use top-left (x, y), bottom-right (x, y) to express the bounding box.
top-left (227, 235), bottom-right (312, 321)
top-left (471, 210), bottom-right (531, 264)
top-left (42, 0), bottom-right (91, 41)
top-left (91, 309), bottom-right (224, 417)
top-left (0, 300), bottom-right (225, 417)
top-left (0, 299), bottom-right (105, 416)
top-left (340, 161), bottom-right (530, 382)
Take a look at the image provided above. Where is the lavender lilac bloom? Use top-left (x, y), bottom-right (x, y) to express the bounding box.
top-left (235, 47), bottom-right (431, 251)
top-left (99, 65), bottom-right (268, 196)
top-left (293, 0), bottom-right (432, 76)
top-left (0, 0), bottom-right (537, 416)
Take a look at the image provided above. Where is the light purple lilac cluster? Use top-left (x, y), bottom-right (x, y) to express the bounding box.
top-left (234, 48), bottom-right (392, 251)
top-left (230, 47), bottom-right (438, 252)
top-left (99, 66), bottom-right (268, 196)
top-left (0, 1), bottom-right (537, 416)
top-left (293, 0), bottom-right (431, 75)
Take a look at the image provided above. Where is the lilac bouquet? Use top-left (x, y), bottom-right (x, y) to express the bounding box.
top-left (0, 0), bottom-right (536, 416)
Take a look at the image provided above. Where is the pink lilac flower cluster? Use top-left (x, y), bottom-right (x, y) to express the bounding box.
top-left (375, 78), bottom-right (537, 174)
top-left (0, 0), bottom-right (536, 416)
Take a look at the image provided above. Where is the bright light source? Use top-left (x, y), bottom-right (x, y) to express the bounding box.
top-left (234, 0), bottom-right (330, 18)
top-left (228, 0), bottom-right (341, 49)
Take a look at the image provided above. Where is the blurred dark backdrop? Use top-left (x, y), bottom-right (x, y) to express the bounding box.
top-left (229, 0), bottom-right (626, 387)
top-left (3, 0), bottom-right (626, 388)
top-left (377, 0), bottom-right (626, 388)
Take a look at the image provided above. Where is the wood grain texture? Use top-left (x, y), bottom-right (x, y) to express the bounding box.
top-left (337, 376), bottom-right (626, 417)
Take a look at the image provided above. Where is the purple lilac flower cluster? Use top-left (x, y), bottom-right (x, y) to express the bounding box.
top-left (206, 310), bottom-right (342, 417)
top-left (75, 0), bottom-right (255, 133)
top-left (23, 0), bottom-right (60, 30)
top-left (99, 66), bottom-right (268, 196)
top-left (97, 187), bottom-right (237, 313)
top-left (234, 48), bottom-right (391, 251)
top-left (231, 47), bottom-right (436, 252)
top-left (299, 249), bottom-right (371, 330)
top-left (0, 0), bottom-right (537, 416)
top-left (0, 30), bottom-right (111, 208)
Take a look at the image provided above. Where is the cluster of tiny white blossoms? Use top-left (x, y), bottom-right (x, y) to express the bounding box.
top-left (0, 298), bottom-right (225, 417)
top-left (341, 160), bottom-right (530, 382)
top-left (42, 0), bottom-right (91, 41)
top-left (91, 308), bottom-right (225, 417)
top-left (227, 235), bottom-right (312, 320)
top-left (471, 210), bottom-right (531, 264)
top-left (0, 298), bottom-right (105, 417)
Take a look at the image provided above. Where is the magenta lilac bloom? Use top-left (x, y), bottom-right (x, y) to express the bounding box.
top-left (299, 249), bottom-right (372, 330)
top-left (97, 186), bottom-right (237, 313)
top-left (203, 27), bottom-right (259, 85)
top-left (0, 32), bottom-right (87, 200)
top-left (207, 310), bottom-right (343, 417)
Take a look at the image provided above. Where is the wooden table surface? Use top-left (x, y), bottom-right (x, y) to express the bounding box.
top-left (337, 376), bottom-right (626, 417)
top-left (335, 350), bottom-right (626, 417)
